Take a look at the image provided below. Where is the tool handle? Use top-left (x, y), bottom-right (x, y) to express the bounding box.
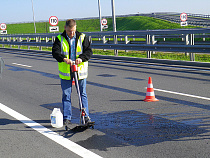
top-left (71, 61), bottom-right (78, 72)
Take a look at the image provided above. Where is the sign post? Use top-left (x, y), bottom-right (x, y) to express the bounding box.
top-left (49, 16), bottom-right (59, 32)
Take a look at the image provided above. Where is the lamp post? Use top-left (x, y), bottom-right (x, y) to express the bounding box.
top-left (31, 0), bottom-right (36, 33)
top-left (98, 0), bottom-right (102, 32)
top-left (111, 0), bottom-right (118, 55)
top-left (111, 0), bottom-right (116, 33)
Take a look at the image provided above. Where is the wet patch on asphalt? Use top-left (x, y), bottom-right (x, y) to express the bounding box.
top-left (91, 110), bottom-right (207, 146)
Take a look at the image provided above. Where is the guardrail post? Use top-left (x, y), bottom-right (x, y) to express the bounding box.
top-left (27, 37), bottom-right (30, 50)
top-left (20, 37), bottom-right (22, 49)
top-left (45, 37), bottom-right (49, 49)
top-left (2, 37), bottom-right (5, 48)
top-left (151, 35), bottom-right (157, 54)
top-left (9, 37), bottom-right (12, 48)
top-left (103, 36), bottom-right (107, 51)
top-left (17, 37), bottom-right (20, 49)
top-left (146, 34), bottom-right (151, 58)
top-left (45, 37), bottom-right (49, 43)
top-left (185, 34), bottom-right (189, 56)
top-left (190, 34), bottom-right (195, 61)
top-left (203, 33), bottom-right (205, 41)
top-left (52, 36), bottom-right (55, 43)
top-left (113, 34), bottom-right (118, 56)
top-left (89, 36), bottom-right (92, 43)
top-left (125, 35), bottom-right (129, 52)
top-left (12, 37), bottom-right (16, 49)
top-left (37, 37), bottom-right (42, 50)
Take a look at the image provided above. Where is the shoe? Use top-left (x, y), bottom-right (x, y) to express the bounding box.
top-left (63, 119), bottom-right (71, 126)
top-left (85, 117), bottom-right (91, 124)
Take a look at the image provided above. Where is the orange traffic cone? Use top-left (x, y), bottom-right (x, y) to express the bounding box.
top-left (72, 78), bottom-right (75, 86)
top-left (144, 77), bottom-right (159, 102)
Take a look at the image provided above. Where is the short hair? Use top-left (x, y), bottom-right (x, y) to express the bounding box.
top-left (65, 19), bottom-right (76, 28)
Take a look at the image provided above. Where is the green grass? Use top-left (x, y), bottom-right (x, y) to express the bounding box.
top-left (6, 16), bottom-right (196, 34)
top-left (115, 16), bottom-right (195, 31)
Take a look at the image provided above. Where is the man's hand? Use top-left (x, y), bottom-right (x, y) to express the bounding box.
top-left (75, 58), bottom-right (82, 65)
top-left (63, 58), bottom-right (73, 66)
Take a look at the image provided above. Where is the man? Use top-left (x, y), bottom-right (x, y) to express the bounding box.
top-left (52, 19), bottom-right (93, 126)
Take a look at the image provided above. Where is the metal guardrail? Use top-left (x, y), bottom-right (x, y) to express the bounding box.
top-left (1, 28), bottom-right (210, 61)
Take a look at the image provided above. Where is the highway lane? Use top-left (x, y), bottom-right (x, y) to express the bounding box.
top-left (0, 48), bottom-right (210, 158)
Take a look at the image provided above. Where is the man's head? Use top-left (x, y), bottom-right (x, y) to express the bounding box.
top-left (65, 19), bottom-right (76, 39)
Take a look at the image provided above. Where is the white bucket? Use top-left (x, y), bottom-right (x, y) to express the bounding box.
top-left (50, 108), bottom-right (63, 128)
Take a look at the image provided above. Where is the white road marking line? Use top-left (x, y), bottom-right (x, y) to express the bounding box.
top-left (153, 88), bottom-right (210, 101)
top-left (12, 63), bottom-right (32, 68)
top-left (0, 103), bottom-right (102, 158)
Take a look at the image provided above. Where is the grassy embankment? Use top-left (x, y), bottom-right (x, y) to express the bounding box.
top-left (1, 16), bottom-right (210, 62)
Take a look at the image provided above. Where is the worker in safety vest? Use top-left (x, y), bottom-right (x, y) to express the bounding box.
top-left (52, 19), bottom-right (93, 126)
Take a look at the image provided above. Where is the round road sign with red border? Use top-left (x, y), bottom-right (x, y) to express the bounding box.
top-left (101, 19), bottom-right (107, 25)
top-left (0, 23), bottom-right (7, 30)
top-left (180, 13), bottom-right (187, 22)
top-left (49, 16), bottom-right (58, 26)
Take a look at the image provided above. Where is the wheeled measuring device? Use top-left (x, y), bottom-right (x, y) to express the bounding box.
top-left (65, 62), bottom-right (95, 131)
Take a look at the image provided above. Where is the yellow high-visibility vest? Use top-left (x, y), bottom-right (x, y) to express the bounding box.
top-left (57, 33), bottom-right (88, 80)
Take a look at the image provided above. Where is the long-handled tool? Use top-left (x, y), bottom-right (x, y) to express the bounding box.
top-left (65, 62), bottom-right (94, 131)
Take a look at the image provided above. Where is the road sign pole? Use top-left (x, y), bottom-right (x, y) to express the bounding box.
top-left (111, 0), bottom-right (118, 56)
top-left (111, 0), bottom-right (117, 32)
top-left (31, 0), bottom-right (36, 33)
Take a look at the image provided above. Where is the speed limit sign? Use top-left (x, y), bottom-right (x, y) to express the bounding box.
top-left (101, 19), bottom-right (107, 25)
top-left (0, 23), bottom-right (7, 30)
top-left (180, 13), bottom-right (187, 22)
top-left (49, 16), bottom-right (58, 26)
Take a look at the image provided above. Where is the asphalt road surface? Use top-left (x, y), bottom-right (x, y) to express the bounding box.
top-left (0, 48), bottom-right (210, 158)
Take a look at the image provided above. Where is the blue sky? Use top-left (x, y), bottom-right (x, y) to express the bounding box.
top-left (0, 0), bottom-right (210, 24)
